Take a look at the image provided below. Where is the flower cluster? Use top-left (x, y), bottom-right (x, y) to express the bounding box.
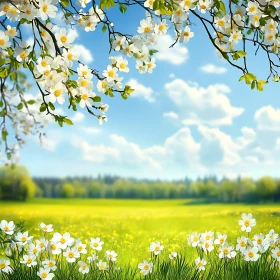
top-left (0, 213), bottom-right (280, 278)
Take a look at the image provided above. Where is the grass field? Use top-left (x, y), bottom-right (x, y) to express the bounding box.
top-left (1, 199), bottom-right (280, 266)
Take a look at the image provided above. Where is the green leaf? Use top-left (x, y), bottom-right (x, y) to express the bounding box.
top-left (273, 75), bottom-right (279, 82)
top-left (7, 153), bottom-right (11, 161)
top-left (92, 96), bottom-right (102, 102)
top-left (102, 25), bottom-right (107, 33)
top-left (40, 103), bottom-right (47, 112)
top-left (236, 50), bottom-right (246, 57)
top-left (149, 49), bottom-right (158, 56)
top-left (119, 3), bottom-right (127, 13)
top-left (61, 0), bottom-right (69, 7)
top-left (1, 130), bottom-right (8, 141)
top-left (17, 103), bottom-right (24, 110)
top-left (27, 100), bottom-right (36, 105)
top-left (0, 109), bottom-right (7, 117)
top-left (48, 102), bottom-right (55, 111)
top-left (0, 101), bottom-right (3, 107)
top-left (28, 61), bottom-right (35, 72)
top-left (100, 0), bottom-right (115, 10)
top-left (64, 118), bottom-right (73, 125)
top-left (0, 68), bottom-right (8, 78)
top-left (219, 1), bottom-right (226, 14)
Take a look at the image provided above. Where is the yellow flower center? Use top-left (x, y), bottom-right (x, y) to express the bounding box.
top-left (233, 34), bottom-right (238, 40)
top-left (240, 241), bottom-right (245, 247)
top-left (41, 30), bottom-right (47, 37)
top-left (108, 70), bottom-right (115, 77)
top-left (144, 26), bottom-right (151, 33)
top-left (223, 248), bottom-right (229, 255)
top-left (68, 252), bottom-right (74, 258)
top-left (0, 39), bottom-right (5, 46)
top-left (220, 238), bottom-right (224, 244)
top-left (184, 32), bottom-right (189, 37)
top-left (60, 36), bottom-right (67, 44)
top-left (82, 70), bottom-right (88, 76)
top-left (33, 248), bottom-right (38, 253)
top-left (51, 244), bottom-right (56, 250)
top-left (41, 272), bottom-right (47, 278)
top-left (0, 264), bottom-right (6, 269)
top-left (218, 20), bottom-right (224, 26)
top-left (9, 29), bottom-right (15, 35)
top-left (185, 0), bottom-right (190, 6)
top-left (82, 265), bottom-right (86, 270)
top-left (155, 246), bottom-right (160, 251)
top-left (20, 52), bottom-right (27, 59)
top-left (11, 9), bottom-right (17, 15)
top-left (205, 243), bottom-right (210, 248)
top-left (25, 9), bottom-right (31, 15)
top-left (198, 262), bottom-right (203, 267)
top-left (82, 94), bottom-right (88, 100)
top-left (244, 220), bottom-right (250, 227)
top-left (102, 81), bottom-right (107, 88)
top-left (249, 6), bottom-right (255, 12)
top-left (3, 6), bottom-right (10, 13)
top-left (257, 238), bottom-right (262, 244)
top-left (200, 4), bottom-right (206, 9)
top-left (78, 245), bottom-right (83, 251)
top-left (81, 80), bottom-right (88, 87)
top-left (41, 60), bottom-right (47, 67)
top-left (3, 226), bottom-right (9, 231)
top-left (277, 252), bottom-right (280, 257)
top-left (193, 236), bottom-right (198, 242)
top-left (267, 34), bottom-right (274, 40)
top-left (100, 264), bottom-right (105, 269)
top-left (42, 5), bottom-right (48, 13)
top-left (40, 242), bottom-right (44, 248)
top-left (159, 25), bottom-right (165, 31)
top-left (67, 53), bottom-right (73, 60)
top-left (94, 242), bottom-right (98, 247)
top-left (119, 63), bottom-right (126, 69)
top-left (27, 258), bottom-right (32, 264)
top-left (248, 252), bottom-right (254, 258)
top-left (143, 264), bottom-right (149, 270)
top-left (254, 15), bottom-right (260, 21)
top-left (22, 237), bottom-right (27, 242)
top-left (49, 262), bottom-right (54, 267)
top-left (54, 89), bottom-right (62, 97)
top-left (206, 236), bottom-right (210, 241)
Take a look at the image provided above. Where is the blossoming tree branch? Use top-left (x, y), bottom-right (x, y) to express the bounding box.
top-left (0, 0), bottom-right (279, 160)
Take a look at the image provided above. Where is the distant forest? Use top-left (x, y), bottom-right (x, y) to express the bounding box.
top-left (1, 166), bottom-right (280, 202)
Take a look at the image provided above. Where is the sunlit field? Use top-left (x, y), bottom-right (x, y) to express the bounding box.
top-left (1, 199), bottom-right (280, 265)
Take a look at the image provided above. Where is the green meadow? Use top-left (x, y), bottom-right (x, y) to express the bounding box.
top-left (1, 199), bottom-right (280, 265)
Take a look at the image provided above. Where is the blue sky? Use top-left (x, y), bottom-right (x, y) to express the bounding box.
top-left (19, 7), bottom-right (280, 179)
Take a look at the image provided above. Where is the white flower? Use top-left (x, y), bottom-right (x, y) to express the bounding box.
top-left (112, 35), bottom-right (126, 51)
top-left (98, 115), bottom-right (108, 125)
top-left (169, 251), bottom-right (177, 260)
top-left (0, 220), bottom-right (15, 235)
top-left (116, 57), bottom-right (129, 73)
top-left (55, 28), bottom-right (76, 48)
top-left (100, 103), bottom-right (109, 114)
top-left (87, 252), bottom-right (98, 263)
top-left (42, 259), bottom-right (57, 271)
top-left (146, 57), bottom-right (156, 73)
top-left (0, 258), bottom-right (13, 274)
top-left (136, 60), bottom-right (146, 74)
top-left (246, 1), bottom-right (259, 15)
top-left (37, 267), bottom-right (55, 280)
top-left (271, 247), bottom-right (280, 261)
top-left (138, 260), bottom-right (153, 275)
top-left (195, 257), bottom-right (206, 271)
top-left (236, 236), bottom-right (248, 252)
top-left (15, 231), bottom-right (33, 245)
top-left (77, 64), bottom-right (93, 79)
top-left (39, 222), bottom-right (53, 233)
top-left (78, 261), bottom-right (89, 274)
top-left (21, 4), bottom-right (38, 21)
top-left (144, 0), bottom-right (154, 9)
top-left (5, 25), bottom-right (17, 39)
top-left (197, 0), bottom-right (213, 14)
top-left (202, 240), bottom-right (214, 252)
top-left (77, 77), bottom-right (93, 91)
top-left (27, 243), bottom-right (41, 256)
top-left (106, 250), bottom-right (118, 262)
top-left (201, 231), bottom-right (214, 243)
top-left (172, 8), bottom-right (188, 23)
top-left (229, 30), bottom-right (243, 44)
top-left (52, 232), bottom-right (74, 249)
top-left (179, 26), bottom-right (194, 43)
top-left (62, 48), bottom-right (80, 67)
top-left (75, 239), bottom-right (87, 254)
top-left (214, 233), bottom-right (227, 245)
top-left (243, 247), bottom-right (260, 261)
top-left (97, 79), bottom-right (110, 93)
top-left (219, 243), bottom-right (236, 259)
top-left (14, 42), bottom-right (31, 62)
top-left (188, 233), bottom-right (200, 247)
top-left (63, 247), bottom-right (80, 263)
top-left (103, 65), bottom-right (118, 82)
top-left (180, 0), bottom-right (196, 11)
top-left (265, 229), bottom-right (279, 245)
top-left (249, 13), bottom-right (262, 28)
top-left (38, 0), bottom-right (58, 21)
top-left (154, 20), bottom-right (168, 36)
top-left (20, 255), bottom-right (37, 267)
top-left (49, 83), bottom-right (67, 105)
top-left (238, 213), bottom-right (256, 232)
top-left (214, 15), bottom-right (230, 32)
top-left (48, 241), bottom-right (61, 255)
top-left (90, 237), bottom-right (104, 251)
top-left (97, 260), bottom-right (108, 270)
top-left (78, 90), bottom-right (95, 108)
top-left (149, 241), bottom-right (164, 255)
top-left (252, 234), bottom-right (269, 253)
top-left (77, 0), bottom-right (91, 8)
top-left (137, 18), bottom-right (154, 35)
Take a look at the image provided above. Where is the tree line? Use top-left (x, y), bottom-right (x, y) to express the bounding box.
top-left (0, 166), bottom-right (280, 202)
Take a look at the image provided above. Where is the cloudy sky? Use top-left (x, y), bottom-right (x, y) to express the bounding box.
top-left (19, 7), bottom-right (280, 179)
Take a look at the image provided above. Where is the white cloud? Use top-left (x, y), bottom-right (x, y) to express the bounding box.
top-left (155, 35), bottom-right (188, 65)
top-left (81, 127), bottom-right (101, 134)
top-left (200, 64), bottom-right (227, 74)
top-left (72, 44), bottom-right (93, 64)
top-left (165, 79), bottom-right (244, 126)
top-left (255, 106), bottom-right (280, 131)
top-left (40, 136), bottom-right (57, 152)
top-left (127, 79), bottom-right (155, 103)
top-left (72, 112), bottom-right (85, 123)
top-left (169, 73), bottom-right (175, 79)
top-left (163, 111), bottom-right (179, 120)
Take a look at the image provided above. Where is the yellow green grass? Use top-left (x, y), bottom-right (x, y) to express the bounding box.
top-left (1, 199), bottom-right (280, 265)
